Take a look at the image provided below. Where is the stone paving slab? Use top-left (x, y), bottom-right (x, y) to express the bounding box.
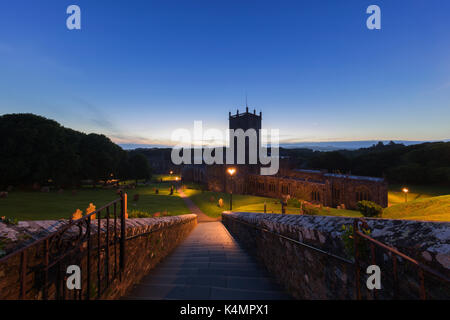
top-left (125, 222), bottom-right (291, 300)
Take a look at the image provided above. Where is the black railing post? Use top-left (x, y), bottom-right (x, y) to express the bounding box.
top-left (353, 220), bottom-right (361, 300)
top-left (20, 250), bottom-right (27, 300)
top-left (87, 217), bottom-right (91, 300)
top-left (119, 192), bottom-right (127, 275)
top-left (43, 239), bottom-right (49, 300)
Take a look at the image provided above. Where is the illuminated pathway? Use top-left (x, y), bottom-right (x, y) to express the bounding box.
top-left (125, 193), bottom-right (291, 300)
top-left (177, 189), bottom-right (219, 223)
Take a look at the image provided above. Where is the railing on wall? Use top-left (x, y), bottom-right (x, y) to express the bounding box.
top-left (224, 214), bottom-right (450, 300)
top-left (0, 192), bottom-right (128, 300)
top-left (353, 218), bottom-right (450, 300)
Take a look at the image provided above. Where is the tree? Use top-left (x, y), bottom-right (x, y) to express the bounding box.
top-left (0, 113), bottom-right (127, 188)
top-left (128, 152), bottom-right (152, 184)
top-left (79, 133), bottom-right (124, 187)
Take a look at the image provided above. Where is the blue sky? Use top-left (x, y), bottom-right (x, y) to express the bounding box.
top-left (0, 0), bottom-right (449, 146)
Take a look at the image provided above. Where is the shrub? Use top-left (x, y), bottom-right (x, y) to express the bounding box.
top-left (128, 210), bottom-right (152, 218)
top-left (86, 203), bottom-right (96, 220)
top-left (0, 216), bottom-right (18, 225)
top-left (287, 197), bottom-right (301, 208)
top-left (356, 200), bottom-right (383, 217)
top-left (71, 209), bottom-right (83, 220)
top-left (302, 203), bottom-right (319, 215)
top-left (341, 224), bottom-right (371, 258)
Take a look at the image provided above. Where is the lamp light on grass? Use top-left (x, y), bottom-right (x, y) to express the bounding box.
top-left (227, 168), bottom-right (236, 210)
top-left (402, 187), bottom-right (409, 202)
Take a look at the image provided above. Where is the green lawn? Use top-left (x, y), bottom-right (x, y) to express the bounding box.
top-left (183, 187), bottom-right (361, 218)
top-left (152, 174), bottom-right (181, 182)
top-left (3, 181), bottom-right (448, 222)
top-left (388, 184), bottom-right (450, 206)
top-left (0, 183), bottom-right (189, 221)
top-left (386, 184), bottom-right (450, 221)
top-left (184, 183), bottom-right (450, 221)
top-left (383, 195), bottom-right (450, 221)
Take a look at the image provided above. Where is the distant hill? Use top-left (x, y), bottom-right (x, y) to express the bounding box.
top-left (120, 140), bottom-right (450, 151)
top-left (279, 140), bottom-right (444, 151)
top-left (120, 143), bottom-right (170, 150)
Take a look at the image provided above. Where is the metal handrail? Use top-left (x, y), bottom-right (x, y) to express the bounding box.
top-left (224, 214), bottom-right (450, 300)
top-left (0, 192), bottom-right (128, 300)
top-left (355, 230), bottom-right (450, 283)
top-left (353, 218), bottom-right (450, 300)
top-left (0, 198), bottom-right (121, 263)
top-left (224, 215), bottom-right (353, 264)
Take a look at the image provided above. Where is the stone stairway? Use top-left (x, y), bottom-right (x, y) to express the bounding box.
top-left (125, 222), bottom-right (291, 300)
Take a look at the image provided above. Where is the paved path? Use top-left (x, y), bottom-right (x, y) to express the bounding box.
top-left (177, 189), bottom-right (218, 223)
top-left (125, 222), bottom-right (291, 299)
top-left (125, 190), bottom-right (291, 300)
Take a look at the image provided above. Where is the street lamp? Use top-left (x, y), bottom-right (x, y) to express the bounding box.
top-left (402, 187), bottom-right (409, 202)
top-left (227, 168), bottom-right (236, 210)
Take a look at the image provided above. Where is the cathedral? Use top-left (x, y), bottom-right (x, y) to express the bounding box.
top-left (181, 109), bottom-right (388, 210)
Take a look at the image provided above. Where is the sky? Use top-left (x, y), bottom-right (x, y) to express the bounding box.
top-left (0, 0), bottom-right (449, 146)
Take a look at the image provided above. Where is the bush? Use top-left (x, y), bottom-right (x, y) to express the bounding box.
top-left (302, 203), bottom-right (319, 215)
top-left (128, 210), bottom-right (152, 218)
top-left (287, 197), bottom-right (301, 208)
top-left (341, 224), bottom-right (371, 258)
top-left (356, 200), bottom-right (383, 217)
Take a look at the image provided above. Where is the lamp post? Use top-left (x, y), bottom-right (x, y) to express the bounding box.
top-left (227, 168), bottom-right (236, 211)
top-left (402, 187), bottom-right (409, 202)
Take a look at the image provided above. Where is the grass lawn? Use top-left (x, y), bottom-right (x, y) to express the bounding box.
top-left (388, 184), bottom-right (450, 206)
top-left (0, 183), bottom-right (189, 221)
top-left (183, 187), bottom-right (361, 218)
top-left (383, 195), bottom-right (450, 221)
top-left (3, 180), bottom-right (448, 222)
top-left (152, 174), bottom-right (181, 182)
top-left (185, 183), bottom-right (450, 221)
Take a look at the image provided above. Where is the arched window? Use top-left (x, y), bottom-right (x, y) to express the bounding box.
top-left (311, 191), bottom-right (321, 202)
top-left (356, 189), bottom-right (371, 202)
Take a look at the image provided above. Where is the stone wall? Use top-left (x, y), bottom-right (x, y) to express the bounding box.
top-left (222, 212), bottom-right (450, 300)
top-left (104, 215), bottom-right (197, 299)
top-left (0, 214), bottom-right (197, 300)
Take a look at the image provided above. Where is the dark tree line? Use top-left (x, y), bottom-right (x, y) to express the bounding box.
top-left (281, 141), bottom-right (450, 185)
top-left (0, 114), bottom-right (152, 188)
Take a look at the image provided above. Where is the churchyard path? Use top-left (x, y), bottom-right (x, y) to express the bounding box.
top-left (125, 190), bottom-right (291, 299)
